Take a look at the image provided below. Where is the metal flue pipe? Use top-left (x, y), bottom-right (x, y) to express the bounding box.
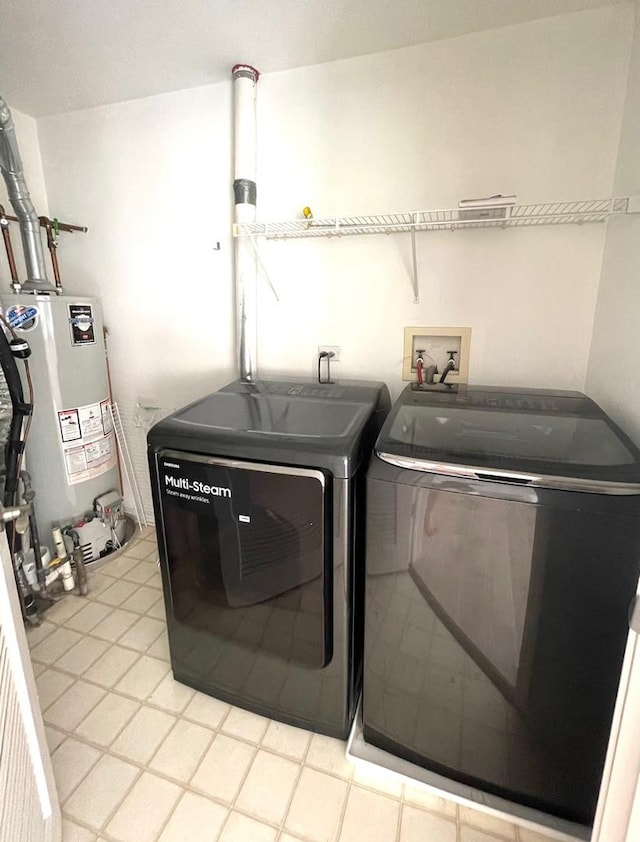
top-left (232, 64), bottom-right (259, 382)
top-left (0, 95), bottom-right (53, 292)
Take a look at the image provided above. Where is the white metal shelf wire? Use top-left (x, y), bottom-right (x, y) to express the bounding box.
top-left (233, 197), bottom-right (639, 303)
top-left (233, 198), bottom-right (635, 239)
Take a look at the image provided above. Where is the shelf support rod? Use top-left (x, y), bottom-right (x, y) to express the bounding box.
top-left (410, 217), bottom-right (420, 304)
top-left (248, 235), bottom-right (279, 302)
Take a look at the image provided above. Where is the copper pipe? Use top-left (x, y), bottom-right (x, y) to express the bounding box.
top-left (39, 216), bottom-right (62, 290)
top-left (0, 204), bottom-right (19, 285)
top-left (1, 212), bottom-right (86, 234)
top-left (1, 210), bottom-right (86, 291)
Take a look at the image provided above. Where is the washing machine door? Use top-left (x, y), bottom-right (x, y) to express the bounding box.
top-left (155, 450), bottom-right (330, 668)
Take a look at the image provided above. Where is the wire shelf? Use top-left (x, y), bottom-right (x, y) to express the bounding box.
top-left (234, 197), bottom-right (633, 240)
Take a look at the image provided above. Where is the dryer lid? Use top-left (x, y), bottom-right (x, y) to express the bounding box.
top-left (147, 378), bottom-right (391, 479)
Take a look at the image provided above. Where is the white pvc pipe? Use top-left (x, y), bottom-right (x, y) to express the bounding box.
top-left (232, 64), bottom-right (259, 382)
top-left (233, 68), bottom-right (257, 185)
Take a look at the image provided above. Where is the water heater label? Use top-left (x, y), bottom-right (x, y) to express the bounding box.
top-left (68, 304), bottom-right (96, 346)
top-left (5, 304), bottom-right (39, 332)
top-left (58, 397), bottom-right (117, 485)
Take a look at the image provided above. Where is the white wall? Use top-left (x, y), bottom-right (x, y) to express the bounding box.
top-left (35, 5), bottom-right (634, 513)
top-left (586, 2), bottom-right (640, 445)
top-left (37, 85), bottom-right (235, 407)
top-left (255, 6), bottom-right (633, 392)
top-left (0, 105), bottom-right (49, 283)
top-left (39, 6), bottom-right (633, 399)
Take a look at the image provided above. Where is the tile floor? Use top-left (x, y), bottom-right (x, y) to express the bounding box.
top-left (27, 529), bottom-right (560, 842)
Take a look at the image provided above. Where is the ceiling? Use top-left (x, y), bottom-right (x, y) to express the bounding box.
top-left (0, 0), bottom-right (625, 117)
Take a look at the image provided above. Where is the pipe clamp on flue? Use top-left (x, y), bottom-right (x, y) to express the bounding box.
top-left (233, 178), bottom-right (257, 206)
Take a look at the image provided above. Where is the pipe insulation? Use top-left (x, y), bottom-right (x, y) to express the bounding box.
top-left (0, 95), bottom-right (52, 292)
top-left (232, 65), bottom-right (259, 382)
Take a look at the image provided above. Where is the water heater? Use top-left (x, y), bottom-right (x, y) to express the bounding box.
top-left (0, 293), bottom-right (120, 553)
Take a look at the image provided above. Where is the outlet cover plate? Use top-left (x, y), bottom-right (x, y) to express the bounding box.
top-left (318, 345), bottom-right (341, 362)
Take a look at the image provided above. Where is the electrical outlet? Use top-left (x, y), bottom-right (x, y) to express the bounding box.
top-left (318, 345), bottom-right (341, 362)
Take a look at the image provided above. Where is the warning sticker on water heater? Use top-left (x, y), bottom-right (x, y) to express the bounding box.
top-left (58, 408), bottom-right (81, 443)
top-left (63, 434), bottom-right (117, 484)
top-left (58, 398), bottom-right (117, 485)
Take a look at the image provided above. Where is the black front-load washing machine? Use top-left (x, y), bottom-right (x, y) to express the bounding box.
top-left (148, 377), bottom-right (389, 738)
top-left (363, 384), bottom-right (640, 827)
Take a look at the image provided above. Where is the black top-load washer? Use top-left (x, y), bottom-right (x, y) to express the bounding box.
top-left (148, 378), bottom-right (389, 738)
top-left (363, 384), bottom-right (640, 827)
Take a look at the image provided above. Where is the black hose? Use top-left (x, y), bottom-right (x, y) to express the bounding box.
top-left (0, 318), bottom-right (33, 620)
top-left (0, 324), bottom-right (28, 508)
